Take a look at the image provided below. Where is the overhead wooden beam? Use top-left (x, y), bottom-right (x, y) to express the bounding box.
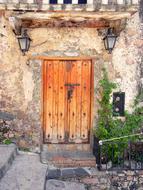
top-left (20, 19), bottom-right (110, 28)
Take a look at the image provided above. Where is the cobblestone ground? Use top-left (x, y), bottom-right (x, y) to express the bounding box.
top-left (45, 167), bottom-right (143, 190)
top-left (45, 167), bottom-right (90, 190)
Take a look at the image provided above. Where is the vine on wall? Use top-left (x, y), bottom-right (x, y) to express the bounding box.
top-left (94, 68), bottom-right (143, 160)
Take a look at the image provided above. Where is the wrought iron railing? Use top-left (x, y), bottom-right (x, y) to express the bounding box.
top-left (93, 133), bottom-right (143, 171)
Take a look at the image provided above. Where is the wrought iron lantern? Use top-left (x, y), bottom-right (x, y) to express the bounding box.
top-left (17, 29), bottom-right (31, 55)
top-left (103, 28), bottom-right (117, 54)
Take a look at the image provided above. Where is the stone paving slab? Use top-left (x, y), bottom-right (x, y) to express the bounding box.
top-left (0, 144), bottom-right (17, 180)
top-left (45, 179), bottom-right (85, 190)
top-left (47, 169), bottom-right (61, 179)
top-left (47, 167), bottom-right (90, 180)
top-left (0, 152), bottom-right (47, 190)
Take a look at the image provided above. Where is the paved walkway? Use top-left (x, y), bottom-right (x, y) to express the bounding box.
top-left (0, 152), bottom-right (47, 190)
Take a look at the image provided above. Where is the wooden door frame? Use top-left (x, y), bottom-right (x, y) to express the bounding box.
top-left (41, 57), bottom-right (95, 145)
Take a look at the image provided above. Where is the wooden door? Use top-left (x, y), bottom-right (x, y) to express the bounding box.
top-left (43, 59), bottom-right (92, 144)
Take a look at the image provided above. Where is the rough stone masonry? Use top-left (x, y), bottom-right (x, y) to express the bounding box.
top-left (0, 1), bottom-right (142, 151)
top-left (45, 168), bottom-right (143, 190)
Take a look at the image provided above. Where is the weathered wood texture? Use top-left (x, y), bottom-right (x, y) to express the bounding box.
top-left (19, 18), bottom-right (110, 28)
top-left (43, 59), bottom-right (92, 144)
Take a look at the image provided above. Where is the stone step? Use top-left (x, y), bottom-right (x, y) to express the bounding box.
top-left (41, 144), bottom-right (96, 167)
top-left (42, 143), bottom-right (91, 152)
top-left (47, 167), bottom-right (90, 179)
top-left (51, 159), bottom-right (96, 168)
top-left (0, 144), bottom-right (17, 180)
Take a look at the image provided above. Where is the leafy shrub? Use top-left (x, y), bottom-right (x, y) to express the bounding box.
top-left (95, 68), bottom-right (143, 162)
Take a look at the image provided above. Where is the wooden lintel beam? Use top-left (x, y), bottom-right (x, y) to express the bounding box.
top-left (21, 19), bottom-right (110, 28)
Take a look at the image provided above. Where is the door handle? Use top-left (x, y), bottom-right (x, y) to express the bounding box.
top-left (65, 83), bottom-right (80, 101)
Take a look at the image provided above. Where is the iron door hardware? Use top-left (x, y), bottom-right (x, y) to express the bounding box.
top-left (65, 83), bottom-right (80, 101)
top-left (67, 87), bottom-right (74, 101)
top-left (64, 83), bottom-right (80, 87)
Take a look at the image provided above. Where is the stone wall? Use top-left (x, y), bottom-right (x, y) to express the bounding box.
top-left (0, 10), bottom-right (142, 150)
top-left (112, 13), bottom-right (142, 111)
top-left (65, 170), bottom-right (143, 190)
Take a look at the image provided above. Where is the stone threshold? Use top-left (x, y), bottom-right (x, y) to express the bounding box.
top-left (47, 167), bottom-right (90, 180)
top-left (0, 144), bottom-right (18, 180)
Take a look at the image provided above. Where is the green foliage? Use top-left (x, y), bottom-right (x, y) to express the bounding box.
top-left (3, 139), bottom-right (12, 145)
top-left (95, 68), bottom-right (143, 162)
top-left (0, 121), bottom-right (14, 144)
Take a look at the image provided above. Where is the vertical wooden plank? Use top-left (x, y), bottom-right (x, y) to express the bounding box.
top-left (65, 61), bottom-right (71, 142)
top-left (90, 60), bottom-right (94, 142)
top-left (57, 61), bottom-right (66, 142)
top-left (45, 60), bottom-right (53, 142)
top-left (75, 60), bottom-right (82, 143)
top-left (81, 60), bottom-right (91, 141)
top-left (64, 60), bottom-right (69, 142)
top-left (43, 60), bottom-right (47, 138)
top-left (86, 60), bottom-right (92, 132)
top-left (52, 61), bottom-right (59, 143)
top-left (69, 61), bottom-right (77, 142)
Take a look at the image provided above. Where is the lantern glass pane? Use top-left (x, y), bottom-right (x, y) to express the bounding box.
top-left (104, 37), bottom-right (108, 50)
top-left (26, 37), bottom-right (30, 51)
top-left (108, 36), bottom-right (116, 49)
top-left (18, 37), bottom-right (26, 51)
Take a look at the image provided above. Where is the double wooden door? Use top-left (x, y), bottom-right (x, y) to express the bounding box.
top-left (43, 59), bottom-right (92, 143)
